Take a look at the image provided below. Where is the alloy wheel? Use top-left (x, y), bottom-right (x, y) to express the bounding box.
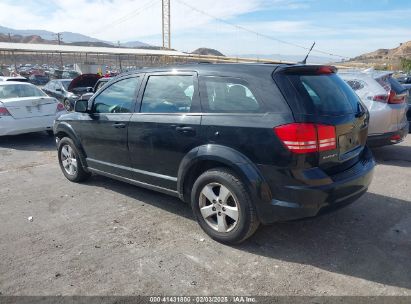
top-left (61, 144), bottom-right (77, 176)
top-left (199, 183), bottom-right (240, 233)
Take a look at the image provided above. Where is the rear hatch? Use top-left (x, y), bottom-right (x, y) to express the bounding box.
top-left (68, 74), bottom-right (101, 93)
top-left (0, 84), bottom-right (58, 118)
top-left (273, 65), bottom-right (369, 174)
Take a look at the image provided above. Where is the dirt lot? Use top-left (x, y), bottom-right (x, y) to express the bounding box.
top-left (0, 132), bottom-right (410, 296)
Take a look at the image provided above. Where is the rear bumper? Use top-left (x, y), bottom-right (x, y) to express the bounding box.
top-left (0, 115), bottom-right (55, 136)
top-left (256, 147), bottom-right (375, 224)
top-left (367, 123), bottom-right (409, 147)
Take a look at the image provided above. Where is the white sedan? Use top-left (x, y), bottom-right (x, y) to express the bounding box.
top-left (0, 82), bottom-right (66, 136)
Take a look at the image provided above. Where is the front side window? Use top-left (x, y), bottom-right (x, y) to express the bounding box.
top-left (141, 75), bottom-right (194, 113)
top-left (92, 77), bottom-right (139, 114)
top-left (201, 77), bottom-right (260, 113)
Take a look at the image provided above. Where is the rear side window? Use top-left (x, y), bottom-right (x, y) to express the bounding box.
top-left (141, 75), bottom-right (194, 113)
top-left (200, 77), bottom-right (260, 113)
top-left (276, 73), bottom-right (360, 115)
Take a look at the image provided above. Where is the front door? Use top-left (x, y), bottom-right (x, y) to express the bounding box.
top-left (127, 72), bottom-right (202, 190)
top-left (74, 76), bottom-right (142, 178)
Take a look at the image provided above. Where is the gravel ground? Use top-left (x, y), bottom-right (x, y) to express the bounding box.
top-left (0, 132), bottom-right (410, 296)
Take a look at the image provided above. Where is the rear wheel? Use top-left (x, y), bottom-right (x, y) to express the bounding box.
top-left (191, 168), bottom-right (260, 244)
top-left (58, 137), bottom-right (90, 182)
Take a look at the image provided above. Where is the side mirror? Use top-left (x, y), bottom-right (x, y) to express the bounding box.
top-left (87, 87), bottom-right (94, 93)
top-left (74, 99), bottom-right (89, 113)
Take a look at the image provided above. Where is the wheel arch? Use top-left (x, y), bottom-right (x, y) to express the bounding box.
top-left (54, 122), bottom-right (88, 169)
top-left (177, 145), bottom-right (272, 208)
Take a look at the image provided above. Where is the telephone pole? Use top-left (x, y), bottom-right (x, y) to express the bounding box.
top-left (162, 0), bottom-right (171, 49)
top-left (8, 33), bottom-right (17, 72)
top-left (56, 33), bottom-right (64, 68)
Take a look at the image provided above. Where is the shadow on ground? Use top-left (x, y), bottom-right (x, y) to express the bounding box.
top-left (0, 132), bottom-right (55, 151)
top-left (84, 175), bottom-right (411, 290)
top-left (371, 144), bottom-right (411, 167)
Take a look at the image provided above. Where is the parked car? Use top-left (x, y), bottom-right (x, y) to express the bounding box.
top-left (396, 75), bottom-right (411, 85)
top-left (43, 74), bottom-right (101, 111)
top-left (54, 64), bottom-right (375, 244)
top-left (78, 77), bottom-right (111, 101)
top-left (0, 82), bottom-right (65, 136)
top-left (0, 76), bottom-right (29, 83)
top-left (339, 70), bottom-right (408, 146)
top-left (28, 74), bottom-right (50, 86)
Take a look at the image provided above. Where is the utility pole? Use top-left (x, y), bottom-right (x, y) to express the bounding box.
top-left (8, 33), bottom-right (17, 73)
top-left (56, 33), bottom-right (64, 68)
top-left (162, 0), bottom-right (171, 49)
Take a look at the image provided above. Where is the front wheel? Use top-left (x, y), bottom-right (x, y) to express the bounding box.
top-left (58, 137), bottom-right (90, 182)
top-left (191, 168), bottom-right (260, 244)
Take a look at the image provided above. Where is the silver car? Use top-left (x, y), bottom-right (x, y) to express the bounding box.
top-left (339, 70), bottom-right (408, 146)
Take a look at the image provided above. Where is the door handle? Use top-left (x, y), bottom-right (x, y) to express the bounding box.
top-left (112, 123), bottom-right (126, 128)
top-left (175, 126), bottom-right (196, 135)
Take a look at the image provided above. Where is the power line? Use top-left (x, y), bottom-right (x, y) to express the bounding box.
top-left (175, 0), bottom-right (349, 59)
top-left (91, 0), bottom-right (159, 36)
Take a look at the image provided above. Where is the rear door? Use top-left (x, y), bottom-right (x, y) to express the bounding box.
top-left (127, 72), bottom-right (202, 190)
top-left (0, 84), bottom-right (58, 118)
top-left (274, 66), bottom-right (369, 172)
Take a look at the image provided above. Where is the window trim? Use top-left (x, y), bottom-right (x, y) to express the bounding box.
top-left (198, 75), bottom-right (264, 114)
top-left (89, 75), bottom-right (142, 115)
top-left (136, 71), bottom-right (201, 114)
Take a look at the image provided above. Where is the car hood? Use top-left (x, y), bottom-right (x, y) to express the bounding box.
top-left (68, 74), bottom-right (101, 92)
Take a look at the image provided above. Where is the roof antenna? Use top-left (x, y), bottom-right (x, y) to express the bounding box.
top-left (300, 42), bottom-right (316, 64)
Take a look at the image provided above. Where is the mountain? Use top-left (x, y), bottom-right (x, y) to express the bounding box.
top-left (0, 33), bottom-right (54, 44)
top-left (352, 41), bottom-right (411, 61)
top-left (121, 41), bottom-right (151, 48)
top-left (343, 41), bottom-right (411, 68)
top-left (191, 48), bottom-right (225, 57)
top-left (0, 25), bottom-right (150, 48)
top-left (237, 53), bottom-right (335, 64)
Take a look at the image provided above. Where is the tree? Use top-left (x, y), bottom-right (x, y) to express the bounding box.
top-left (400, 58), bottom-right (411, 72)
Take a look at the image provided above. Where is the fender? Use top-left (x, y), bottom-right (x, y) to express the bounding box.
top-left (54, 121), bottom-right (89, 169)
top-left (177, 144), bottom-right (273, 216)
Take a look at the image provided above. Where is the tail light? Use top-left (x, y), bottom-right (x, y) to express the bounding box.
top-left (372, 94), bottom-right (388, 103)
top-left (274, 123), bottom-right (336, 154)
top-left (388, 90), bottom-right (406, 104)
top-left (0, 103), bottom-right (11, 116)
top-left (56, 102), bottom-right (65, 112)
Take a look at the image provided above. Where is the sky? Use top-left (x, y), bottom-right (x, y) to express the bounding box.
top-left (0, 0), bottom-right (410, 60)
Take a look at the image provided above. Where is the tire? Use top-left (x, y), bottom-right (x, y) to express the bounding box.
top-left (63, 99), bottom-right (72, 111)
top-left (191, 168), bottom-right (260, 244)
top-left (57, 137), bottom-right (90, 182)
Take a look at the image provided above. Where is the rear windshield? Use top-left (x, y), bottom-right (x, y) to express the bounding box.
top-left (0, 84), bottom-right (47, 99)
top-left (275, 72), bottom-right (360, 115)
top-left (61, 80), bottom-right (71, 90)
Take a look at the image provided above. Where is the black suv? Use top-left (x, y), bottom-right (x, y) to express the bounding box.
top-left (54, 64), bottom-right (375, 243)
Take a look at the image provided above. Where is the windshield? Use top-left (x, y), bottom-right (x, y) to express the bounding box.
top-left (0, 84), bottom-right (47, 99)
top-left (61, 80), bottom-right (71, 90)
